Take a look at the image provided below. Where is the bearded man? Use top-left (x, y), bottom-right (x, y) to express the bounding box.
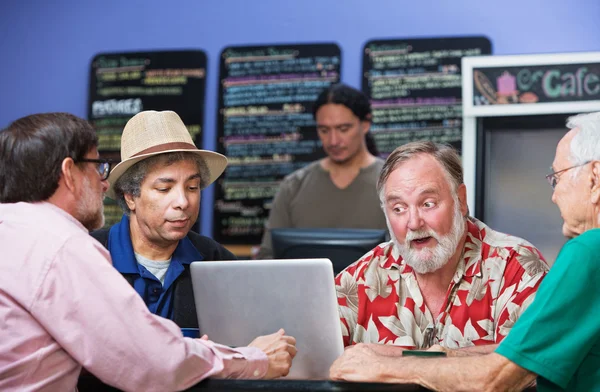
top-left (335, 141), bottom-right (548, 356)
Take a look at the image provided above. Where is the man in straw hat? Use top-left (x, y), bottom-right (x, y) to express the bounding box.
top-left (0, 112), bottom-right (296, 391)
top-left (92, 110), bottom-right (235, 328)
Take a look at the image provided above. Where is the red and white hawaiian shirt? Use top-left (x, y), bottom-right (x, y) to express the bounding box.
top-left (336, 217), bottom-right (548, 349)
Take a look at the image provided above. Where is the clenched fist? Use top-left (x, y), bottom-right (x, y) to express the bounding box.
top-left (249, 328), bottom-right (297, 379)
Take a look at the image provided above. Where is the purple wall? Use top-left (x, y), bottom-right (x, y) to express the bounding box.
top-left (2, 0), bottom-right (599, 237)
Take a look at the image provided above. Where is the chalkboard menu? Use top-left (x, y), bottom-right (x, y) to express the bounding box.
top-left (362, 37), bottom-right (491, 153)
top-left (472, 63), bottom-right (600, 106)
top-left (214, 43), bottom-right (341, 245)
top-left (88, 50), bottom-right (207, 227)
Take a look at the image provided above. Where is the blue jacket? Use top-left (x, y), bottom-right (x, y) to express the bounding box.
top-left (91, 217), bottom-right (236, 328)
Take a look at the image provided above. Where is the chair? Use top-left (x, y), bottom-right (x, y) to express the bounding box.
top-left (271, 228), bottom-right (388, 275)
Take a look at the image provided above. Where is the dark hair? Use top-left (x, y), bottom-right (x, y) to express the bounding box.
top-left (377, 141), bottom-right (463, 202)
top-left (312, 84), bottom-right (372, 121)
top-left (0, 112), bottom-right (98, 203)
top-left (313, 84), bottom-right (379, 156)
top-left (114, 151), bottom-right (209, 215)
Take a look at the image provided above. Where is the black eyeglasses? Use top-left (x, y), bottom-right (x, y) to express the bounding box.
top-left (76, 158), bottom-right (114, 181)
top-left (545, 161), bottom-right (591, 189)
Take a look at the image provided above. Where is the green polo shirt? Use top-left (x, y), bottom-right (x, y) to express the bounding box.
top-left (496, 229), bottom-right (600, 391)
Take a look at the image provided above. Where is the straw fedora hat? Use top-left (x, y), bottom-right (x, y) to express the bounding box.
top-left (105, 110), bottom-right (227, 200)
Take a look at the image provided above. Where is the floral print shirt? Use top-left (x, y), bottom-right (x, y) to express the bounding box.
top-left (336, 217), bottom-right (548, 349)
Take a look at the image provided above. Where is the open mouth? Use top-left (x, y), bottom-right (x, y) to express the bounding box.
top-left (410, 236), bottom-right (433, 246)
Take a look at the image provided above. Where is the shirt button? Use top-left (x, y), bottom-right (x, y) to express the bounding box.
top-left (253, 370), bottom-right (260, 377)
top-left (152, 288), bottom-right (160, 294)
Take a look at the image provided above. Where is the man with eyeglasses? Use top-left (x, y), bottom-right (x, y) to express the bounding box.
top-left (78, 158), bottom-right (114, 181)
top-left (330, 111), bottom-right (600, 391)
top-left (0, 113), bottom-right (296, 391)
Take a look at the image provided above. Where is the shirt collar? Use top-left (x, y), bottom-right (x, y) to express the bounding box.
top-left (108, 215), bottom-right (138, 273)
top-left (40, 201), bottom-right (88, 233)
top-left (172, 235), bottom-right (204, 264)
top-left (461, 218), bottom-right (484, 278)
top-left (378, 218), bottom-right (484, 279)
top-left (108, 214), bottom-right (204, 274)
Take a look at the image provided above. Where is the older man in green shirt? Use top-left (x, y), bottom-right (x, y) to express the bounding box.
top-left (330, 111), bottom-right (600, 391)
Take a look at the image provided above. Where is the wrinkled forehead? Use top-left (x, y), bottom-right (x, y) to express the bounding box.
top-left (385, 156), bottom-right (453, 196)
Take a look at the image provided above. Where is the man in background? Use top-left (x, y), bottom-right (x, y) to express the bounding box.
top-left (331, 112), bottom-right (600, 390)
top-left (336, 141), bottom-right (548, 354)
top-left (258, 84), bottom-right (387, 259)
top-left (0, 112), bottom-right (296, 391)
top-left (92, 110), bottom-right (235, 328)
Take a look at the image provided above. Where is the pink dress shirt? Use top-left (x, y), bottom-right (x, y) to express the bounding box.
top-left (0, 202), bottom-right (267, 392)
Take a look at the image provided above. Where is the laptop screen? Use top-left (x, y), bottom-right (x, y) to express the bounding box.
top-left (190, 258), bottom-right (344, 380)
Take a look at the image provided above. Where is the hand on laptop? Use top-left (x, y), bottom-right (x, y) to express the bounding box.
top-left (248, 328), bottom-right (297, 379)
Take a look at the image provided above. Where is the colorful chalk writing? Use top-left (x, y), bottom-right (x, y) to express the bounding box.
top-left (363, 37), bottom-right (491, 154)
top-left (213, 44), bottom-right (341, 244)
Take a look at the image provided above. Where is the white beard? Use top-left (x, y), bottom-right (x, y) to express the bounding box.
top-left (388, 199), bottom-right (465, 274)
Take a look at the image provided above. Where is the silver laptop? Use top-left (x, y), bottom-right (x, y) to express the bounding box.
top-left (190, 258), bottom-right (344, 379)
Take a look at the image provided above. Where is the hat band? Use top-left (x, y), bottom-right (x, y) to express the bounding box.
top-left (131, 142), bottom-right (198, 158)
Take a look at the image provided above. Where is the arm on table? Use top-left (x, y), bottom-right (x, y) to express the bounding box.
top-left (361, 343), bottom-right (406, 357)
top-left (349, 342), bottom-right (495, 359)
top-left (330, 343), bottom-right (536, 392)
top-left (428, 343), bottom-right (498, 357)
top-left (32, 237), bottom-right (294, 391)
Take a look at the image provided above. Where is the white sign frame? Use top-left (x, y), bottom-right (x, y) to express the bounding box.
top-left (461, 51), bottom-right (600, 213)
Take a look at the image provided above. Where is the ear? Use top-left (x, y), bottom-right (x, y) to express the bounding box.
top-left (60, 157), bottom-right (78, 193)
top-left (590, 161), bottom-right (600, 204)
top-left (124, 193), bottom-right (137, 212)
top-left (360, 114), bottom-right (372, 134)
top-left (457, 183), bottom-right (469, 217)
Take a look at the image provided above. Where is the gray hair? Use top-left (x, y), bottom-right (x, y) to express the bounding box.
top-left (568, 112), bottom-right (600, 175)
top-left (377, 141), bottom-right (463, 204)
top-left (114, 151), bottom-right (209, 215)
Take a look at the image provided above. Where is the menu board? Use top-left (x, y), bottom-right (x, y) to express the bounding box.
top-left (87, 50), bottom-right (207, 227)
top-left (362, 37), bottom-right (491, 153)
top-left (472, 62), bottom-right (600, 106)
top-left (213, 43), bottom-right (341, 245)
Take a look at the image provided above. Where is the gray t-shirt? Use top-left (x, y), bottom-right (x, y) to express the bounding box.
top-left (257, 159), bottom-right (387, 259)
top-left (135, 253), bottom-right (171, 285)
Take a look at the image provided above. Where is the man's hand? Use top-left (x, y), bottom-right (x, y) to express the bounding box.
top-left (249, 328), bottom-right (297, 379)
top-left (330, 343), bottom-right (387, 382)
